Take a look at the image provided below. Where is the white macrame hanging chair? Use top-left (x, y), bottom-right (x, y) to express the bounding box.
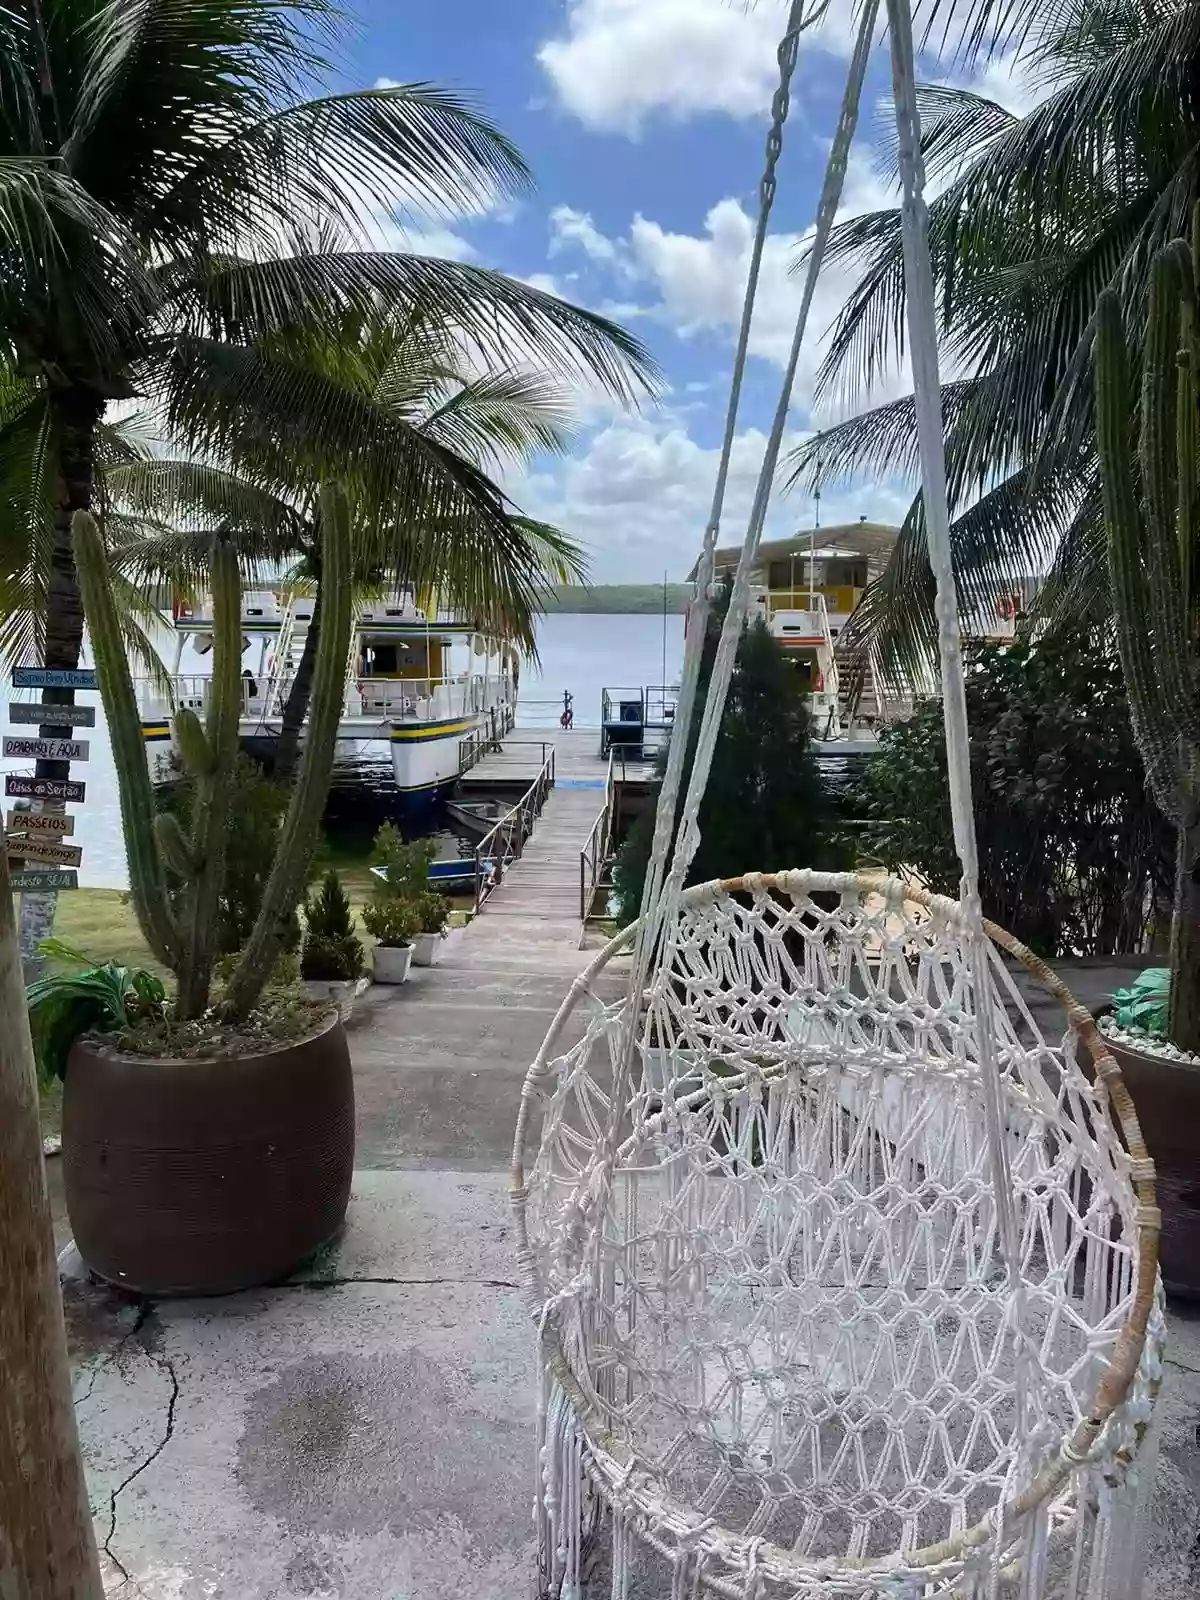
top-left (512, 3), bottom-right (1165, 1596)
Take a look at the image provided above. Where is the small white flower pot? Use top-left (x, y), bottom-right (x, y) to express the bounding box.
top-left (413, 931), bottom-right (444, 967)
top-left (372, 943), bottom-right (414, 984)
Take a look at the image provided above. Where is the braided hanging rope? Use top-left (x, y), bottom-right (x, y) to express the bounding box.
top-left (620, 0), bottom-right (881, 1153)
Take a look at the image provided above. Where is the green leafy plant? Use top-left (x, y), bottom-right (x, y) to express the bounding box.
top-left (362, 897), bottom-right (422, 949)
top-left (613, 590), bottom-right (846, 924)
top-left (417, 892), bottom-right (451, 936)
top-left (847, 634), bottom-right (1173, 958)
top-left (301, 871), bottom-right (365, 982)
top-left (1111, 969), bottom-right (1171, 1039)
top-left (370, 824), bottom-right (435, 899)
top-left (73, 480), bottom-right (354, 1024)
top-left (1095, 214), bottom-right (1200, 1050)
top-left (26, 941), bottom-right (166, 1083)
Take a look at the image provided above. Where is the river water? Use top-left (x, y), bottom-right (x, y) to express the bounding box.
top-left (1, 613), bottom-right (686, 890)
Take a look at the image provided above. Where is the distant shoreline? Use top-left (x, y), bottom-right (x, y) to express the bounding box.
top-left (541, 584), bottom-right (690, 615)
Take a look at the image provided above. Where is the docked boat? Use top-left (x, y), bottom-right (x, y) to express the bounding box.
top-left (140, 588), bottom-right (518, 811)
top-left (371, 859), bottom-right (490, 894)
top-left (692, 520), bottom-right (1025, 741)
top-left (444, 797), bottom-right (525, 843)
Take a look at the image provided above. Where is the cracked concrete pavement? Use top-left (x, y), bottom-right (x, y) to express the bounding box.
top-left (61, 949), bottom-right (1200, 1597)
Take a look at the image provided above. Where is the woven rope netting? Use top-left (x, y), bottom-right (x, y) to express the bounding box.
top-left (512, 3), bottom-right (1164, 1596)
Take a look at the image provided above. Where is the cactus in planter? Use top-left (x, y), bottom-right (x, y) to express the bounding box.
top-left (1095, 213), bottom-right (1200, 1051)
top-left (72, 481), bottom-right (354, 1023)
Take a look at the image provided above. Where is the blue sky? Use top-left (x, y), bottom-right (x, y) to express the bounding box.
top-left (331, 2), bottom-right (1033, 581)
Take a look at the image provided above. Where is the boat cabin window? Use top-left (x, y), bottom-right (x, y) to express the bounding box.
top-left (362, 643), bottom-right (404, 676)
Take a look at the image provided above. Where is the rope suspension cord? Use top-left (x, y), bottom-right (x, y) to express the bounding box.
top-left (631, 0), bottom-right (819, 951)
top-left (625, 0), bottom-right (879, 1062)
top-left (884, 0), bottom-right (1026, 1340)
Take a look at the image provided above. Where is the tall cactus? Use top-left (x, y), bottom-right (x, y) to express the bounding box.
top-left (75, 516), bottom-right (242, 1018)
top-left (1095, 209), bottom-right (1200, 1051)
top-left (72, 480), bottom-right (354, 1024)
top-left (222, 481), bottom-right (354, 1016)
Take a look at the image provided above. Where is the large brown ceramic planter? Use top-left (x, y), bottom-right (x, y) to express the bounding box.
top-left (1104, 1030), bottom-right (1200, 1298)
top-left (62, 1012), bottom-right (354, 1296)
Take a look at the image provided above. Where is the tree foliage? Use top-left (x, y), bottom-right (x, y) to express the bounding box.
top-left (612, 603), bottom-right (846, 925)
top-left (786, 0), bottom-right (1200, 681)
top-left (848, 634), bottom-right (1173, 957)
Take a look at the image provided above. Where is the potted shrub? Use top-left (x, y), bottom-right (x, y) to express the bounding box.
top-left (1094, 225), bottom-right (1200, 1295)
top-left (362, 895), bottom-right (422, 983)
top-left (300, 870), bottom-right (366, 1015)
top-left (53, 483), bottom-right (355, 1295)
top-left (413, 891), bottom-right (451, 967)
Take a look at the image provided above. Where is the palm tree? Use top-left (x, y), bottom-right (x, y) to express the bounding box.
top-left (0, 0), bottom-right (654, 778)
top-left (107, 313), bottom-right (589, 780)
top-left (786, 0), bottom-right (1195, 680)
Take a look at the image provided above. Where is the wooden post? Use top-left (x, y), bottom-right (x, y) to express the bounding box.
top-left (0, 846), bottom-right (103, 1599)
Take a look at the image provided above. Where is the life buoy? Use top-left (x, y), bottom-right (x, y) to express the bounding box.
top-left (814, 669), bottom-right (825, 694)
top-left (997, 596), bottom-right (1016, 620)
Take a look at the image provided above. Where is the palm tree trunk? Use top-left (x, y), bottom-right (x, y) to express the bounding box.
top-left (273, 579), bottom-right (322, 788)
top-left (0, 851), bottom-right (105, 1600)
top-left (17, 388), bottom-right (104, 971)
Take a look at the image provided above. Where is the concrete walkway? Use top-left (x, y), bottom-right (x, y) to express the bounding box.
top-left (61, 766), bottom-right (1200, 1595)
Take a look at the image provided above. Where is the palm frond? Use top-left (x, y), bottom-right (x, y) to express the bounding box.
top-left (416, 371), bottom-right (576, 467)
top-left (149, 81), bottom-right (531, 255)
top-left (175, 252), bottom-right (658, 405)
top-left (108, 457), bottom-right (308, 558)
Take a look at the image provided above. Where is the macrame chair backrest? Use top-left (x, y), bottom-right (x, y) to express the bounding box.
top-left (512, 874), bottom-right (1163, 1594)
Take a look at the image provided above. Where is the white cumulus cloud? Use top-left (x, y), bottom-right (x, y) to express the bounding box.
top-left (537, 0), bottom-right (860, 134)
top-left (510, 413), bottom-right (910, 582)
top-left (546, 149), bottom-right (904, 415)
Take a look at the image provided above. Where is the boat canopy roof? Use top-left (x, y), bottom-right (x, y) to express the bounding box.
top-left (686, 520), bottom-right (900, 582)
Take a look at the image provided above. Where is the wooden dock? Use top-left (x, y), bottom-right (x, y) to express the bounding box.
top-left (450, 728), bottom-right (648, 958)
top-left (459, 726), bottom-right (655, 789)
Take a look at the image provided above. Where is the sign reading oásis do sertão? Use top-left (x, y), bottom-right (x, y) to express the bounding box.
top-left (5, 775), bottom-right (86, 802)
top-left (6, 834), bottom-right (83, 867)
top-left (8, 701), bottom-right (96, 727)
top-left (5, 810), bottom-right (75, 835)
top-left (11, 667), bottom-right (97, 690)
top-left (2, 736), bottom-right (89, 761)
top-left (10, 868), bottom-right (78, 891)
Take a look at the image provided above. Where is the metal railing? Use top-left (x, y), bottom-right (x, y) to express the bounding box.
top-left (472, 747), bottom-right (556, 914)
top-left (137, 672), bottom-right (516, 726)
top-left (579, 751), bottom-right (618, 920)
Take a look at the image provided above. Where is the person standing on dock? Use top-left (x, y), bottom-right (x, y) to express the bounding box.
top-left (560, 690), bottom-right (574, 730)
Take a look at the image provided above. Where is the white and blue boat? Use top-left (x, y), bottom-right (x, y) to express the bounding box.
top-left (138, 587), bottom-right (518, 813)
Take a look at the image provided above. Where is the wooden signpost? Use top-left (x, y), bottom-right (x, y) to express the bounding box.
top-left (2, 736), bottom-right (89, 762)
top-left (5, 776), bottom-right (86, 803)
top-left (6, 666), bottom-right (96, 905)
top-left (10, 869), bottom-right (78, 892)
top-left (5, 811), bottom-right (74, 836)
top-left (6, 835), bottom-right (82, 868)
top-left (8, 702), bottom-right (95, 727)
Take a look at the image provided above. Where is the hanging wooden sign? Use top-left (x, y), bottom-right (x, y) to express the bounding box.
top-left (5, 775), bottom-right (86, 802)
top-left (11, 667), bottom-right (97, 690)
top-left (5, 810), bottom-right (74, 836)
top-left (8, 702), bottom-right (96, 727)
top-left (7, 835), bottom-right (82, 867)
top-left (10, 869), bottom-right (78, 891)
top-left (2, 736), bottom-right (89, 761)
